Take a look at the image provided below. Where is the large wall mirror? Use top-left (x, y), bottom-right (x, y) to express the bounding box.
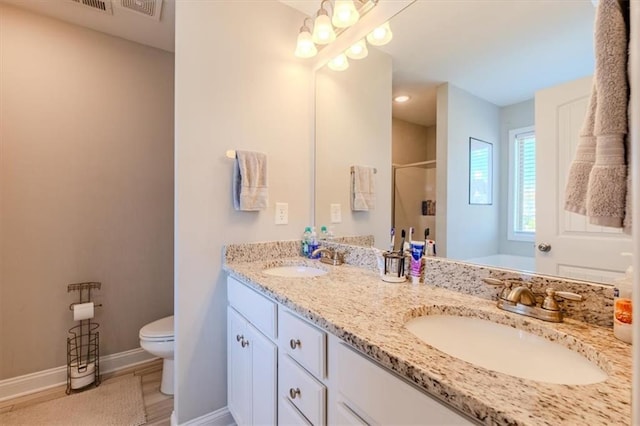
top-left (314, 0), bottom-right (632, 284)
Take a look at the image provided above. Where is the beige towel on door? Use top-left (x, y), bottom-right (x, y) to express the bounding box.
top-left (233, 150), bottom-right (268, 211)
top-left (565, 0), bottom-right (630, 230)
top-left (351, 165), bottom-right (376, 211)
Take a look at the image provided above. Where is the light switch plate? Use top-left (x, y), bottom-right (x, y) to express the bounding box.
top-left (275, 202), bottom-right (288, 225)
top-left (330, 203), bottom-right (342, 223)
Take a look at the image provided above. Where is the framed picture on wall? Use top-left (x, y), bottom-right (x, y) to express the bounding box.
top-left (468, 138), bottom-right (493, 205)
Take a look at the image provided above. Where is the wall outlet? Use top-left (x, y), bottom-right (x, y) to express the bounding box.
top-left (330, 203), bottom-right (342, 223)
top-left (275, 202), bottom-right (288, 225)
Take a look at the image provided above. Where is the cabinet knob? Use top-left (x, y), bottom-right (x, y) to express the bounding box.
top-left (289, 339), bottom-right (301, 350)
top-left (241, 339), bottom-right (249, 348)
top-left (236, 334), bottom-right (244, 342)
top-left (289, 387), bottom-right (301, 399)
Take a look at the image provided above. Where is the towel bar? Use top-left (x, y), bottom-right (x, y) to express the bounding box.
top-left (350, 166), bottom-right (377, 174)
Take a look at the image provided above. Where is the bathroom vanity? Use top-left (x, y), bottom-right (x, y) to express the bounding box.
top-left (223, 243), bottom-right (632, 425)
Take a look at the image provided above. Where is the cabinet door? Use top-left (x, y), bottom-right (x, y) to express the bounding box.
top-left (247, 322), bottom-right (277, 426)
top-left (227, 307), bottom-right (252, 426)
top-left (333, 400), bottom-right (368, 425)
top-left (333, 342), bottom-right (475, 425)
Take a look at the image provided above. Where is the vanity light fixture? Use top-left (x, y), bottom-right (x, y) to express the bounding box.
top-left (345, 39), bottom-right (368, 60)
top-left (312, 0), bottom-right (336, 45)
top-left (393, 95), bottom-right (411, 103)
top-left (332, 0), bottom-right (360, 28)
top-left (294, 18), bottom-right (317, 58)
top-left (328, 53), bottom-right (350, 71)
top-left (366, 21), bottom-right (393, 46)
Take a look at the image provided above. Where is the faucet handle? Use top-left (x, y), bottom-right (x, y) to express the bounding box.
top-left (482, 277), bottom-right (504, 286)
top-left (482, 278), bottom-right (513, 300)
top-left (542, 288), bottom-right (584, 311)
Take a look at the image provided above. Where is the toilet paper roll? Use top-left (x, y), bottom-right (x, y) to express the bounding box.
top-left (72, 302), bottom-right (94, 321)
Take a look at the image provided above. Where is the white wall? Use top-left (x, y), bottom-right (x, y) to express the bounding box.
top-left (175, 1), bottom-right (313, 422)
top-left (0, 3), bottom-right (174, 379)
top-left (436, 83), bottom-right (500, 260)
top-left (498, 99), bottom-right (535, 257)
top-left (315, 48), bottom-right (392, 248)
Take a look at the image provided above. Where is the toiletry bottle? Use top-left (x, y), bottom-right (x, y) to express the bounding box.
top-left (319, 226), bottom-right (330, 241)
top-left (301, 227), bottom-right (312, 257)
top-left (613, 253), bottom-right (633, 344)
top-left (309, 227), bottom-right (320, 259)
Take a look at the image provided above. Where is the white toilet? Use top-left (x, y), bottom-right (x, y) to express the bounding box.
top-left (140, 315), bottom-right (174, 395)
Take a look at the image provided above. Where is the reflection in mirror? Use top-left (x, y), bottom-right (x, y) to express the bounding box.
top-left (314, 0), bottom-right (632, 284)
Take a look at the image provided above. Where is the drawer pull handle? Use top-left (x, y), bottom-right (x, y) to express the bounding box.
top-left (289, 387), bottom-right (301, 399)
top-left (241, 339), bottom-right (249, 348)
top-left (236, 334), bottom-right (244, 342)
top-left (289, 339), bottom-right (301, 349)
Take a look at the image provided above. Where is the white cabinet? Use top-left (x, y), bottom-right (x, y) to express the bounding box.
top-left (227, 275), bottom-right (478, 426)
top-left (329, 336), bottom-right (476, 425)
top-left (227, 277), bottom-right (277, 426)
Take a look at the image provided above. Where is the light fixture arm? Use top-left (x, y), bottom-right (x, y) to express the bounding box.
top-left (300, 17), bottom-right (313, 33)
top-left (317, 0), bottom-right (333, 17)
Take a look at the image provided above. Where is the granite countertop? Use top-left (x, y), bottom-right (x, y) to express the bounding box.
top-left (223, 257), bottom-right (632, 426)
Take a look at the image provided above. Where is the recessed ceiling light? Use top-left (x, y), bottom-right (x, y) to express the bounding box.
top-left (393, 95), bottom-right (411, 103)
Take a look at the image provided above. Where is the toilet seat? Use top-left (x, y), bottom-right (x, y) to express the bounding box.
top-left (140, 315), bottom-right (174, 341)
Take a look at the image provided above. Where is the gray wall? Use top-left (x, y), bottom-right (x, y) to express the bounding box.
top-left (0, 4), bottom-right (174, 379)
top-left (175, 1), bottom-right (313, 422)
top-left (436, 83), bottom-right (501, 260)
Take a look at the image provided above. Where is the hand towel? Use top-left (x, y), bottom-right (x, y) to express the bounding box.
top-left (565, 0), bottom-right (630, 230)
top-left (351, 165), bottom-right (376, 211)
top-left (232, 150), bottom-right (268, 211)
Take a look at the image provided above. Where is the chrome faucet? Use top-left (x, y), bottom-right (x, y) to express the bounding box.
top-left (311, 247), bottom-right (344, 266)
top-left (483, 278), bottom-right (583, 322)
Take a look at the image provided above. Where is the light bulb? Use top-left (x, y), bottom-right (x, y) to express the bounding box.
top-left (312, 13), bottom-right (336, 45)
top-left (366, 21), bottom-right (393, 46)
top-left (294, 30), bottom-right (317, 58)
top-left (332, 0), bottom-right (359, 28)
top-left (328, 53), bottom-right (349, 71)
top-left (346, 39), bottom-right (368, 60)
top-left (393, 95), bottom-right (411, 103)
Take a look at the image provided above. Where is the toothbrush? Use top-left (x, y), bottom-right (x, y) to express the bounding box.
top-left (424, 228), bottom-right (429, 245)
top-left (409, 227), bottom-right (414, 245)
top-left (389, 228), bottom-right (395, 252)
top-left (399, 229), bottom-right (406, 255)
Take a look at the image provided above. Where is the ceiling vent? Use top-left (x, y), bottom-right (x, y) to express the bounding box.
top-left (70, 0), bottom-right (113, 14)
top-left (120, 0), bottom-right (163, 21)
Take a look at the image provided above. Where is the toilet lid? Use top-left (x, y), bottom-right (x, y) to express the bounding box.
top-left (140, 315), bottom-right (174, 339)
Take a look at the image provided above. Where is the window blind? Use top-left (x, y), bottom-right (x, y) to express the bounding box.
top-left (514, 130), bottom-right (536, 233)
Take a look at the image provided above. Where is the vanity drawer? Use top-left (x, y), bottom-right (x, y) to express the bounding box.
top-left (280, 355), bottom-right (326, 426)
top-left (279, 396), bottom-right (312, 426)
top-left (279, 309), bottom-right (326, 378)
top-left (227, 276), bottom-right (276, 339)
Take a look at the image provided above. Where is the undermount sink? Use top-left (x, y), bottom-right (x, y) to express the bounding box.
top-left (262, 265), bottom-right (327, 278)
top-left (405, 314), bottom-right (608, 385)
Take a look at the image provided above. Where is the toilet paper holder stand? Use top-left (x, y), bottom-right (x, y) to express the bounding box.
top-left (66, 281), bottom-right (103, 394)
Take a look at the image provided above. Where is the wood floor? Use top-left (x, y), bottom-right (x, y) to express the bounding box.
top-left (0, 358), bottom-right (173, 425)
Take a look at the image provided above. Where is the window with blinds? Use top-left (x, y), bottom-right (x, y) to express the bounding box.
top-left (508, 126), bottom-right (535, 241)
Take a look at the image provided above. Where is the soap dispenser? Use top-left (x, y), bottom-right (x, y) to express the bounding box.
top-left (613, 252), bottom-right (633, 344)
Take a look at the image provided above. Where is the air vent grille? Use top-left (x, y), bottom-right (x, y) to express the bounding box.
top-left (70, 0), bottom-right (113, 14)
top-left (121, 0), bottom-right (162, 20)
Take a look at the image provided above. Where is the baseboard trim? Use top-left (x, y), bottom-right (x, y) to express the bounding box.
top-left (0, 348), bottom-right (157, 402)
top-left (180, 407), bottom-right (235, 426)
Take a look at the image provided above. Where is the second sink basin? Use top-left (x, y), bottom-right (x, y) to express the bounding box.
top-left (405, 314), bottom-right (608, 385)
top-left (262, 265), bottom-right (327, 278)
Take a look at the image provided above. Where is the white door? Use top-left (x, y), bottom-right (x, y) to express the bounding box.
top-left (535, 76), bottom-right (632, 283)
top-left (248, 323), bottom-right (277, 426)
top-left (227, 307), bottom-right (252, 426)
